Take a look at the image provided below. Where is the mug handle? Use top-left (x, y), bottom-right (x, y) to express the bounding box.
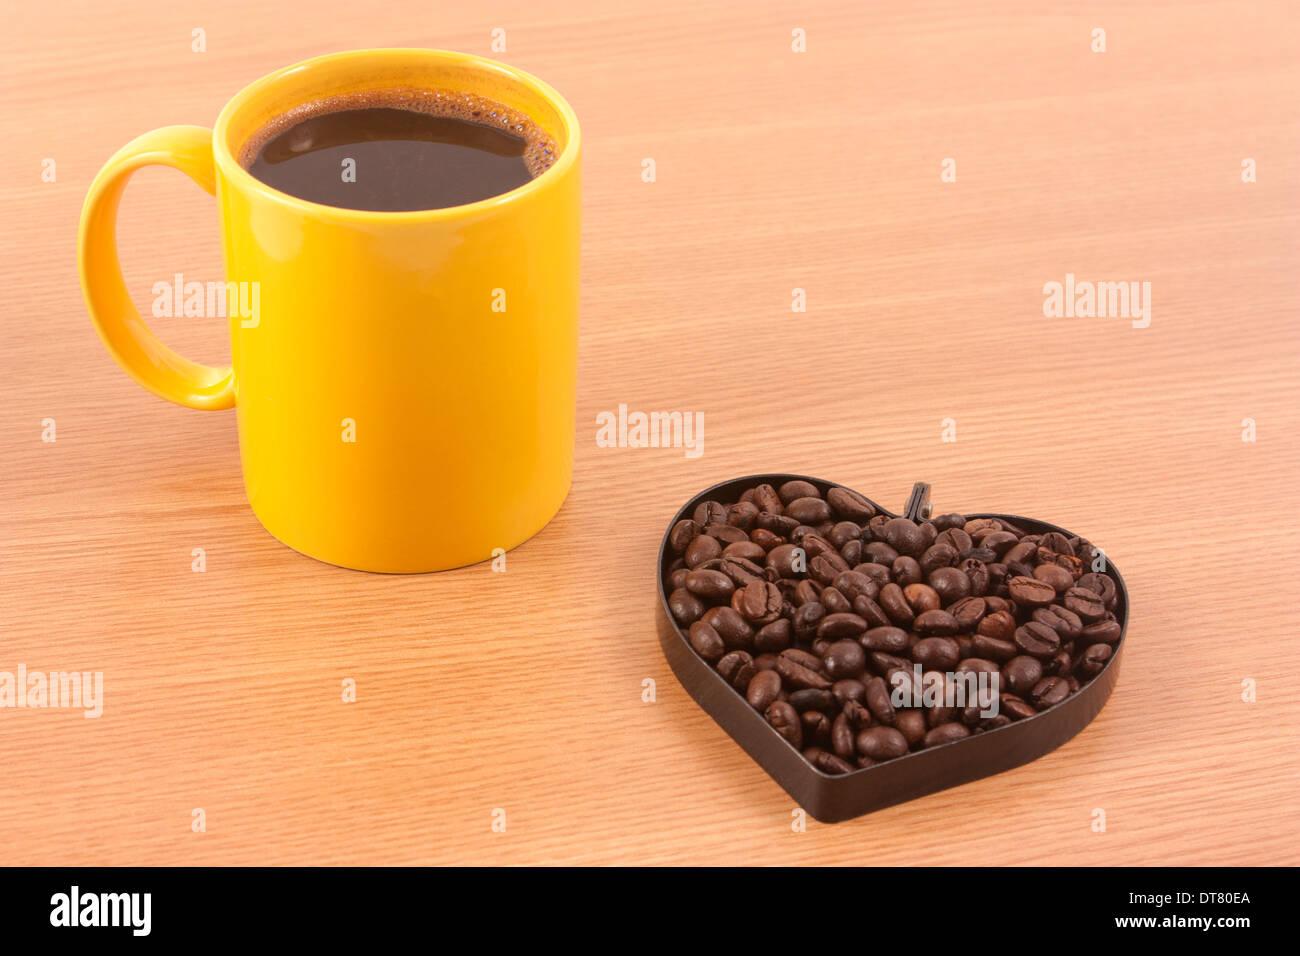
top-left (78, 125), bottom-right (236, 410)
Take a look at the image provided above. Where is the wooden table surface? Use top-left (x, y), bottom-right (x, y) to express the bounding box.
top-left (2, 0), bottom-right (1298, 866)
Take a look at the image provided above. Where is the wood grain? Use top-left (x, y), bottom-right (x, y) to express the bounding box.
top-left (1, 0), bottom-right (1298, 865)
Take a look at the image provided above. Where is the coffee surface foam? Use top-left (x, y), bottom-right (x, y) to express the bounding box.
top-left (239, 87), bottom-right (558, 180)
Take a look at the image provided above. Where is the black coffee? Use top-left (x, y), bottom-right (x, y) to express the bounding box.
top-left (242, 89), bottom-right (556, 211)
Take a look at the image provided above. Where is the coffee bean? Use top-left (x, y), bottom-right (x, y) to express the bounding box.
top-left (777, 480), bottom-right (820, 504)
top-left (1064, 586), bottom-right (1106, 621)
top-left (827, 485), bottom-right (876, 521)
top-left (727, 501), bottom-right (759, 531)
top-left (792, 601), bottom-right (826, 641)
top-left (1033, 562), bottom-right (1074, 595)
top-left (688, 621), bottom-right (725, 662)
top-left (833, 570), bottom-right (878, 604)
top-left (721, 555), bottom-right (765, 588)
top-left (955, 657), bottom-right (1001, 677)
top-left (787, 497), bottom-right (832, 525)
top-left (979, 530), bottom-right (1019, 556)
top-left (668, 587), bottom-right (707, 626)
top-left (869, 651), bottom-right (910, 675)
top-left (738, 579), bottom-right (783, 624)
top-left (1033, 604), bottom-right (1083, 640)
top-left (860, 626), bottom-right (910, 654)
top-left (1008, 575), bottom-right (1057, 607)
top-left (1029, 676), bottom-right (1070, 709)
top-left (1039, 531), bottom-right (1073, 555)
top-left (856, 726), bottom-right (909, 761)
top-left (928, 566), bottom-right (971, 604)
top-left (809, 554), bottom-right (847, 585)
top-left (919, 543), bottom-right (959, 576)
top-left (793, 580), bottom-right (821, 607)
top-left (789, 688), bottom-right (835, 712)
top-left (1003, 539), bottom-right (1037, 570)
top-left (841, 698), bottom-right (873, 728)
top-left (831, 713), bottom-right (856, 757)
top-left (864, 676), bottom-right (897, 725)
top-left (831, 679), bottom-right (867, 706)
top-left (977, 609), bottom-right (1017, 641)
top-left (764, 543), bottom-right (803, 580)
top-left (913, 637), bottom-right (961, 670)
top-left (694, 500), bottom-right (727, 526)
top-left (971, 633), bottom-right (1018, 662)
top-left (826, 520), bottom-right (860, 549)
top-left (949, 596), bottom-right (987, 630)
top-left (914, 608), bottom-right (960, 636)
top-left (818, 612), bottom-right (868, 640)
top-left (961, 556), bottom-right (987, 595)
top-left (1002, 655), bottom-right (1044, 695)
top-left (723, 540), bottom-right (766, 563)
top-left (823, 639), bottom-right (867, 679)
top-left (903, 582), bottom-right (942, 615)
top-left (819, 586), bottom-right (852, 615)
top-left (935, 528), bottom-right (973, 553)
top-left (1014, 621), bottom-right (1062, 659)
top-left (756, 512), bottom-right (800, 537)
top-left (1077, 572), bottom-right (1117, 607)
top-left (891, 556), bottom-right (922, 587)
top-left (854, 562), bottom-right (890, 587)
top-left (775, 654), bottom-right (832, 690)
top-left (806, 747), bottom-right (855, 775)
top-left (882, 517), bottom-right (925, 557)
top-left (754, 617), bottom-right (792, 653)
top-left (878, 583), bottom-right (915, 627)
top-left (684, 534), bottom-right (722, 569)
top-left (1081, 617), bottom-right (1122, 645)
top-left (753, 483), bottom-right (784, 515)
top-left (746, 669), bottom-right (782, 710)
top-left (1076, 643), bottom-right (1113, 677)
top-left (801, 709), bottom-right (831, 743)
top-left (668, 519), bottom-right (699, 554)
top-left (702, 606), bottom-right (755, 649)
top-left (1001, 694), bottom-right (1037, 721)
top-left (716, 651), bottom-right (755, 690)
top-left (766, 700), bottom-right (803, 748)
top-left (923, 722), bottom-right (971, 748)
top-left (780, 647), bottom-right (823, 669)
top-left (704, 523), bottom-right (749, 545)
top-left (863, 541), bottom-right (899, 565)
top-left (895, 710), bottom-right (928, 748)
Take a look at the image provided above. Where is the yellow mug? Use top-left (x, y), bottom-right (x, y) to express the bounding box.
top-left (78, 50), bottom-right (581, 572)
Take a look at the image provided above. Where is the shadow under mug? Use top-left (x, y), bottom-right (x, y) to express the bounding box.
top-left (78, 49), bottom-right (582, 572)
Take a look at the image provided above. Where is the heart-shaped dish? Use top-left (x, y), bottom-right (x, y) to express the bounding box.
top-left (656, 475), bottom-right (1128, 823)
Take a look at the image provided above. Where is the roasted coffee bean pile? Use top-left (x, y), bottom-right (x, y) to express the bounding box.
top-left (663, 480), bottom-right (1122, 774)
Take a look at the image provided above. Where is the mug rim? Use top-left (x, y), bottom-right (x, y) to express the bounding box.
top-left (212, 48), bottom-right (581, 222)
